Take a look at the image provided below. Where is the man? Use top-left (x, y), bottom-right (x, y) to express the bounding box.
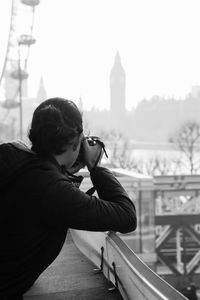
top-left (0, 97), bottom-right (137, 299)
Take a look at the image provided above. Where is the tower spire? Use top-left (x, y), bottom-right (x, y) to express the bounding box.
top-left (109, 52), bottom-right (126, 130)
top-left (36, 76), bottom-right (47, 103)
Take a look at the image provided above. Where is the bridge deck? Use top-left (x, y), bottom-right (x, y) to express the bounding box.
top-left (24, 232), bottom-right (122, 300)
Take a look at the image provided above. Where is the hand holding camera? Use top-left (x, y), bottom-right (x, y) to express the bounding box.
top-left (82, 137), bottom-right (103, 171)
top-left (71, 136), bottom-right (108, 173)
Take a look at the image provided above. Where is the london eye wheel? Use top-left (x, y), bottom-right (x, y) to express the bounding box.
top-left (0, 0), bottom-right (40, 140)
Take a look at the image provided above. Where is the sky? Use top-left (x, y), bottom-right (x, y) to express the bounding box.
top-left (1, 0), bottom-right (200, 110)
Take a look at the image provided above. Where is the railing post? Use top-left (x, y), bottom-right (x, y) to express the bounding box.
top-left (108, 261), bottom-right (118, 292)
top-left (94, 246), bottom-right (104, 273)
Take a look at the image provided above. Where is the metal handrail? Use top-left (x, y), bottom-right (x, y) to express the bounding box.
top-left (70, 229), bottom-right (187, 300)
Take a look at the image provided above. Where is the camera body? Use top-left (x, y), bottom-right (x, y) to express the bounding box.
top-left (73, 136), bottom-right (104, 168)
top-left (85, 136), bottom-right (101, 146)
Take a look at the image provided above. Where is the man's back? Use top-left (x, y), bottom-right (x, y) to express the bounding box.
top-left (0, 141), bottom-right (136, 298)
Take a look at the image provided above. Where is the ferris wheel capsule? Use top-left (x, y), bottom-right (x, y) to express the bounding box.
top-left (10, 69), bottom-right (29, 80)
top-left (18, 34), bottom-right (36, 46)
top-left (21, 0), bottom-right (40, 6)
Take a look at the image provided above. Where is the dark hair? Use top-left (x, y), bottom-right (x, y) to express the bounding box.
top-left (28, 97), bottom-right (83, 156)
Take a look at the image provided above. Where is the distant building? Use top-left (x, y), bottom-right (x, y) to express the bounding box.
top-left (81, 52), bottom-right (130, 135)
top-left (82, 52), bottom-right (128, 134)
top-left (36, 76), bottom-right (47, 103)
top-left (190, 85), bottom-right (200, 99)
top-left (110, 52), bottom-right (126, 130)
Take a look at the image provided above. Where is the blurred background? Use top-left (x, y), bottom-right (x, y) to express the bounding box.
top-left (1, 0), bottom-right (200, 175)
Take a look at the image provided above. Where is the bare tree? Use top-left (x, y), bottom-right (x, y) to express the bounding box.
top-left (98, 129), bottom-right (125, 166)
top-left (98, 128), bottom-right (182, 175)
top-left (169, 121), bottom-right (200, 174)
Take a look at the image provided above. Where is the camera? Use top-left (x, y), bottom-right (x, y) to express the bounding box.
top-left (72, 136), bottom-right (107, 168)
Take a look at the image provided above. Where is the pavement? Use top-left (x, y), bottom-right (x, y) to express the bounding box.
top-left (24, 232), bottom-right (123, 300)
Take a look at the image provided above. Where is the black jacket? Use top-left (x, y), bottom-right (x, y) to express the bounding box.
top-left (0, 141), bottom-right (137, 295)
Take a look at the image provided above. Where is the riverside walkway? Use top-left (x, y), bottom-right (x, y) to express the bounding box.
top-left (24, 232), bottom-right (122, 300)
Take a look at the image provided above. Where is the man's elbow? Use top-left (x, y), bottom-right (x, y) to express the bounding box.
top-left (120, 215), bottom-right (137, 234)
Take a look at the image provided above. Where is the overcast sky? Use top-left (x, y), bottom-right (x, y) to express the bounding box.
top-left (1, 0), bottom-right (200, 110)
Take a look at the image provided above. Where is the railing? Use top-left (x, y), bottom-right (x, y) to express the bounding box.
top-left (72, 168), bottom-right (189, 299)
top-left (71, 230), bottom-right (187, 300)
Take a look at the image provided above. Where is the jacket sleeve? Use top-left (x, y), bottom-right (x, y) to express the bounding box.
top-left (40, 166), bottom-right (137, 233)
